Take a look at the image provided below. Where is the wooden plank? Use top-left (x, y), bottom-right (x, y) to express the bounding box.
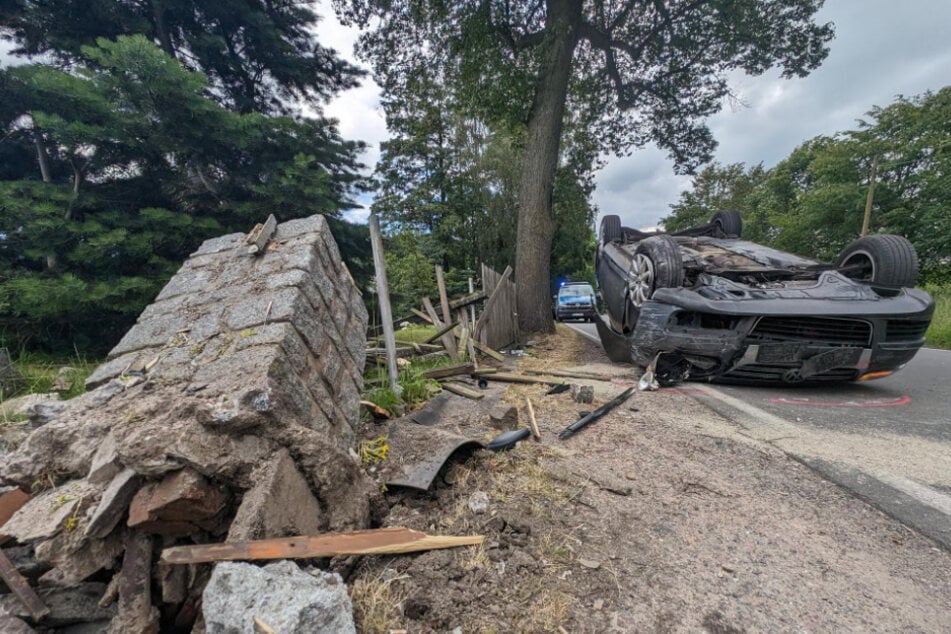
top-left (0, 548), bottom-right (49, 622)
top-left (441, 382), bottom-right (485, 400)
top-left (160, 527), bottom-right (484, 565)
top-left (525, 397), bottom-right (541, 441)
top-left (456, 308), bottom-right (470, 361)
top-left (369, 214), bottom-right (401, 396)
top-left (474, 265), bottom-right (513, 340)
top-left (410, 308), bottom-right (434, 324)
top-left (472, 340), bottom-right (506, 362)
top-left (424, 320), bottom-right (458, 344)
top-left (466, 337), bottom-right (479, 371)
top-left (483, 372), bottom-right (563, 385)
top-left (422, 297), bottom-right (458, 362)
top-left (435, 265), bottom-right (453, 325)
top-left (421, 363), bottom-right (474, 380)
top-left (524, 369), bottom-right (611, 381)
top-left (471, 368), bottom-right (498, 375)
top-left (449, 289), bottom-right (486, 311)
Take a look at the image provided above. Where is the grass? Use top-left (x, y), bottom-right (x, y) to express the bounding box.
top-left (924, 284), bottom-right (951, 349)
top-left (0, 350), bottom-right (96, 405)
top-left (349, 570), bottom-right (409, 634)
top-left (362, 325), bottom-right (460, 414)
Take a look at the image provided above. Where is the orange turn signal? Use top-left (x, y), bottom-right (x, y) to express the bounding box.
top-left (859, 370), bottom-right (893, 381)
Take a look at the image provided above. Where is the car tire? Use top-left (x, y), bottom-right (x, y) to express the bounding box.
top-left (623, 235), bottom-right (684, 328)
top-left (836, 234), bottom-right (919, 288)
top-left (600, 215), bottom-right (622, 245)
top-left (712, 210), bottom-right (742, 238)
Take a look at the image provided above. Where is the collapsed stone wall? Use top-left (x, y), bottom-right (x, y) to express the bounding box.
top-left (0, 216), bottom-right (376, 631)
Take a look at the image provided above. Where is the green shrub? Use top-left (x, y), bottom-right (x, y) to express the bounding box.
top-left (924, 284), bottom-right (951, 349)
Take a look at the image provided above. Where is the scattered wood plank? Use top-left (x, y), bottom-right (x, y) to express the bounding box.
top-left (410, 342), bottom-right (444, 353)
top-left (471, 368), bottom-right (498, 375)
top-left (525, 369), bottom-right (611, 381)
top-left (409, 308), bottom-right (434, 324)
top-left (359, 400), bottom-right (391, 419)
top-left (421, 363), bottom-right (474, 380)
top-left (448, 290), bottom-right (486, 311)
top-left (424, 321), bottom-right (458, 344)
top-left (482, 372), bottom-right (563, 385)
top-left (0, 548), bottom-right (49, 622)
top-left (525, 397), bottom-right (541, 441)
top-left (456, 309), bottom-right (471, 361)
top-left (435, 265), bottom-right (453, 325)
top-left (441, 382), bottom-right (485, 400)
top-left (466, 337), bottom-right (479, 372)
top-left (472, 340), bottom-right (506, 362)
top-left (254, 617), bottom-right (277, 634)
top-left (245, 214), bottom-right (277, 255)
top-left (422, 297), bottom-right (458, 362)
top-left (473, 265), bottom-right (513, 339)
top-left (159, 527), bottom-right (484, 565)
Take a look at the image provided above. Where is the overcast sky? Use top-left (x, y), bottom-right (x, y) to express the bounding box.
top-left (313, 0), bottom-right (951, 228)
top-left (4, 2), bottom-right (948, 229)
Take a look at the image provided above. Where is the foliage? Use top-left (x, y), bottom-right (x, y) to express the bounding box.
top-left (924, 285), bottom-right (951, 350)
top-left (335, 0), bottom-right (834, 331)
top-left (0, 35), bottom-right (365, 354)
top-left (665, 88), bottom-right (951, 279)
top-left (0, 0), bottom-right (362, 115)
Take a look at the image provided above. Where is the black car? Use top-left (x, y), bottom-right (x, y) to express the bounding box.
top-left (594, 210), bottom-right (935, 385)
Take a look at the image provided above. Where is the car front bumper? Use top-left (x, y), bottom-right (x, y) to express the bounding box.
top-left (625, 280), bottom-right (934, 384)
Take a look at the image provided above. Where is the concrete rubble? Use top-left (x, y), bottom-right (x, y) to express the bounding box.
top-left (202, 560), bottom-right (356, 634)
top-left (0, 216), bottom-right (375, 632)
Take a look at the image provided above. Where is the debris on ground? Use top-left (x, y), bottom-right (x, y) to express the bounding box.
top-left (202, 560), bottom-right (355, 634)
top-left (0, 216), bottom-right (373, 632)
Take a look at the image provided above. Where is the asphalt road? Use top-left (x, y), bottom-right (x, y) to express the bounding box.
top-left (568, 321), bottom-right (951, 549)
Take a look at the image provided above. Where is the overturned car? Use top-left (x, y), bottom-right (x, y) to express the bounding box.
top-left (594, 211), bottom-right (934, 385)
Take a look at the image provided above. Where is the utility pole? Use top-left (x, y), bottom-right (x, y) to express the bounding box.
top-left (861, 157), bottom-right (879, 237)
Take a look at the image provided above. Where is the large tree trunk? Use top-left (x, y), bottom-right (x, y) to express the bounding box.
top-left (515, 0), bottom-right (581, 334)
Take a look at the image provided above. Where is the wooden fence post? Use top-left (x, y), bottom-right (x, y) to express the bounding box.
top-left (368, 214), bottom-right (401, 396)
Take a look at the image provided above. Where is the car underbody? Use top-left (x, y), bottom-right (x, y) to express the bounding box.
top-left (594, 213), bottom-right (935, 386)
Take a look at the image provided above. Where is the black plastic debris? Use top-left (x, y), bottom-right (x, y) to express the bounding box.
top-left (487, 428), bottom-right (531, 452)
top-left (558, 387), bottom-right (635, 440)
top-left (545, 384), bottom-right (570, 395)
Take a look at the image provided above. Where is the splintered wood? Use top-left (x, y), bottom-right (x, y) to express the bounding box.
top-left (160, 527), bottom-right (484, 565)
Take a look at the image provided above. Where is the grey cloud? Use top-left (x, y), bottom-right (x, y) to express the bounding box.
top-left (593, 0), bottom-right (951, 230)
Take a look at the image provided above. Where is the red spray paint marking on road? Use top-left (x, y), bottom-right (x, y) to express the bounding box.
top-left (768, 395), bottom-right (912, 408)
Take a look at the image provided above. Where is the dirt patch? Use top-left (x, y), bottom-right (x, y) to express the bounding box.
top-left (349, 327), bottom-right (951, 633)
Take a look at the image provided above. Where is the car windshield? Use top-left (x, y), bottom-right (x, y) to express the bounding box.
top-left (559, 285), bottom-right (594, 298)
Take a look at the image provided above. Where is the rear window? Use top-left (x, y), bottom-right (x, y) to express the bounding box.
top-left (559, 284), bottom-right (594, 298)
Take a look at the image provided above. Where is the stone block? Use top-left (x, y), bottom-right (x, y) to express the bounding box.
top-left (0, 583), bottom-right (115, 628)
top-left (202, 560), bottom-right (355, 634)
top-left (1, 481), bottom-right (96, 543)
top-left (85, 469), bottom-right (140, 539)
top-left (227, 448), bottom-right (322, 542)
top-left (571, 384), bottom-right (594, 404)
top-left (128, 469), bottom-right (228, 536)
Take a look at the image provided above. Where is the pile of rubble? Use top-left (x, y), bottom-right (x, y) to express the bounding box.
top-left (0, 216), bottom-right (377, 632)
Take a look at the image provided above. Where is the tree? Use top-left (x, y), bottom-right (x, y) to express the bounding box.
top-left (0, 0), bottom-right (361, 114)
top-left (0, 36), bottom-right (364, 353)
top-left (335, 0), bottom-right (834, 332)
top-left (663, 162), bottom-right (766, 236)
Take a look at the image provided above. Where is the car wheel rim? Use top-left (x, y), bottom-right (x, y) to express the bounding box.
top-left (628, 254), bottom-right (654, 307)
